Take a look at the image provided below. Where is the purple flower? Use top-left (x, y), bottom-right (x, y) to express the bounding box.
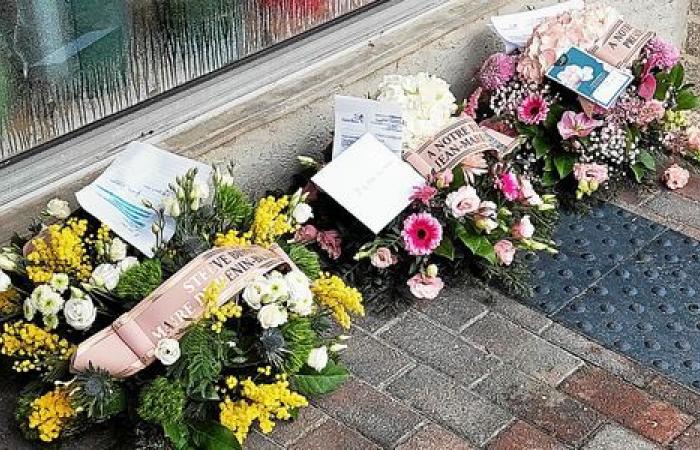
top-left (557, 111), bottom-right (602, 139)
top-left (478, 53), bottom-right (516, 91)
top-left (645, 37), bottom-right (680, 70)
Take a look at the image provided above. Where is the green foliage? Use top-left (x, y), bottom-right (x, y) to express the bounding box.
top-left (15, 391), bottom-right (39, 441)
top-left (72, 366), bottom-right (126, 421)
top-left (292, 360), bottom-right (350, 396)
top-left (168, 323), bottom-right (233, 398)
top-left (137, 377), bottom-right (186, 426)
top-left (114, 259), bottom-right (163, 301)
top-left (676, 89), bottom-right (700, 110)
top-left (553, 153), bottom-right (576, 179)
top-left (455, 224), bottom-right (497, 264)
top-left (434, 235), bottom-right (455, 261)
top-left (288, 244), bottom-right (321, 280)
top-left (214, 184), bottom-right (254, 230)
top-left (281, 318), bottom-right (317, 374)
top-left (190, 420), bottom-right (242, 450)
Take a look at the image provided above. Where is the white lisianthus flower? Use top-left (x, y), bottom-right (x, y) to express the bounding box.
top-left (307, 346), bottom-right (329, 372)
top-left (330, 344), bottom-right (348, 352)
top-left (63, 296), bottom-right (97, 331)
top-left (242, 278), bottom-right (269, 310)
top-left (49, 273), bottom-right (69, 294)
top-left (33, 286), bottom-right (64, 316)
top-left (214, 168), bottom-right (235, 187)
top-left (23, 298), bottom-right (36, 321)
top-left (0, 249), bottom-right (19, 271)
top-left (109, 237), bottom-right (127, 262)
top-left (154, 338), bottom-right (181, 366)
top-left (0, 270), bottom-right (11, 292)
top-left (90, 264), bottom-right (121, 291)
top-left (163, 196), bottom-right (181, 217)
top-left (43, 314), bottom-right (59, 330)
top-left (291, 203), bottom-right (313, 225)
top-left (117, 256), bottom-right (139, 273)
top-left (46, 198), bottom-right (71, 220)
top-left (257, 304), bottom-right (288, 329)
top-left (192, 181), bottom-right (210, 201)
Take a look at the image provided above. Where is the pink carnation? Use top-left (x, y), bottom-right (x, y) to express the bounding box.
top-left (517, 94), bottom-right (549, 125)
top-left (663, 164), bottom-right (690, 190)
top-left (637, 100), bottom-right (666, 126)
top-left (462, 87), bottom-right (482, 119)
top-left (687, 126), bottom-right (700, 151)
top-left (557, 111), bottom-right (602, 139)
top-left (407, 273), bottom-right (445, 299)
top-left (317, 230), bottom-right (342, 259)
top-left (511, 215), bottom-right (535, 240)
top-left (370, 247), bottom-right (397, 269)
top-left (494, 240), bottom-right (516, 266)
top-left (645, 37), bottom-right (680, 70)
top-left (478, 53), bottom-right (516, 91)
top-left (573, 163), bottom-right (609, 184)
top-left (401, 213), bottom-right (443, 256)
top-left (410, 184), bottom-right (438, 206)
top-left (498, 172), bottom-right (521, 201)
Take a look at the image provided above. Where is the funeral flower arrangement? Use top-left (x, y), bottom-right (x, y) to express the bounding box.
top-left (0, 165), bottom-right (363, 448)
top-left (471, 2), bottom-right (700, 198)
top-left (295, 73), bottom-right (558, 303)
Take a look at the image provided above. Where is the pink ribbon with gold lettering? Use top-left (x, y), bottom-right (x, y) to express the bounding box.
top-left (70, 245), bottom-right (295, 378)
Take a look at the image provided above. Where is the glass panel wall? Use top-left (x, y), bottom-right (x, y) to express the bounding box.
top-left (0, 0), bottom-right (379, 162)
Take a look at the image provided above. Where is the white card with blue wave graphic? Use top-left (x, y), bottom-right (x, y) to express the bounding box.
top-left (76, 142), bottom-right (211, 257)
top-left (545, 46), bottom-right (633, 109)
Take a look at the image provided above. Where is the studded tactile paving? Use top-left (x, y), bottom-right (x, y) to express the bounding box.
top-left (526, 203), bottom-right (700, 391)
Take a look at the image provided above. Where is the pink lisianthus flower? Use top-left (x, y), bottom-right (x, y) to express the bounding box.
top-left (511, 215), bottom-right (535, 240)
top-left (498, 172), bottom-right (521, 202)
top-left (517, 94), bottom-right (550, 125)
top-left (557, 111), bottom-right (602, 139)
top-left (663, 164), bottom-right (690, 190)
top-left (474, 201), bottom-right (499, 234)
top-left (445, 186), bottom-right (481, 218)
top-left (686, 126), bottom-right (700, 151)
top-left (407, 273), bottom-right (445, 299)
top-left (478, 53), bottom-right (516, 91)
top-left (519, 177), bottom-right (542, 206)
top-left (401, 213), bottom-right (443, 256)
top-left (573, 163), bottom-right (609, 184)
top-left (410, 184), bottom-right (438, 206)
top-left (295, 224), bottom-right (319, 243)
top-left (494, 240), bottom-right (516, 266)
top-left (638, 72), bottom-right (657, 101)
top-left (317, 230), bottom-right (342, 259)
top-left (462, 87), bottom-right (482, 119)
top-left (370, 247), bottom-right (397, 269)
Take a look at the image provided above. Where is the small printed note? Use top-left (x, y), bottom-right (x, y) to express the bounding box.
top-left (333, 95), bottom-right (404, 158)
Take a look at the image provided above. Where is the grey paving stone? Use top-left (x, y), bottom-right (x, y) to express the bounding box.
top-left (396, 423), bottom-right (475, 450)
top-left (583, 424), bottom-right (660, 450)
top-left (472, 367), bottom-right (602, 446)
top-left (313, 378), bottom-right (422, 448)
top-left (486, 288), bottom-right (552, 334)
top-left (380, 310), bottom-right (500, 386)
top-left (341, 332), bottom-right (414, 387)
top-left (386, 364), bottom-right (512, 446)
top-left (289, 418), bottom-right (381, 450)
top-left (463, 313), bottom-right (582, 386)
top-left (247, 431), bottom-right (285, 450)
top-left (413, 284), bottom-right (489, 331)
top-left (265, 405), bottom-right (327, 446)
top-left (687, 22), bottom-right (700, 59)
top-left (645, 192), bottom-right (700, 229)
top-left (354, 302), bottom-right (411, 334)
top-left (541, 322), bottom-right (656, 388)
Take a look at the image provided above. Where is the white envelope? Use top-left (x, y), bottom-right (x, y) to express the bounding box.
top-left (313, 134), bottom-right (424, 234)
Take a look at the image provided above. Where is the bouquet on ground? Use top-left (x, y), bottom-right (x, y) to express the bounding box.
top-left (471, 1), bottom-right (700, 199)
top-left (295, 73), bottom-right (558, 304)
top-left (0, 164), bottom-right (363, 448)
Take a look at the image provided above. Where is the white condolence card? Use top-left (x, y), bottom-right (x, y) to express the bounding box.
top-left (313, 134), bottom-right (424, 234)
top-left (333, 96), bottom-right (404, 158)
top-left (76, 142), bottom-right (212, 257)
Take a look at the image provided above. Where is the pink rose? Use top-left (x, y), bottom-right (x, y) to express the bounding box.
top-left (295, 224), bottom-right (319, 243)
top-left (317, 230), bottom-right (342, 259)
top-left (407, 274), bottom-right (445, 299)
top-left (494, 240), bottom-right (516, 266)
top-left (445, 186), bottom-right (480, 218)
top-left (512, 215), bottom-right (535, 240)
top-left (499, 172), bottom-right (521, 202)
top-left (573, 163), bottom-right (609, 184)
top-left (687, 126), bottom-right (700, 151)
top-left (557, 111), bottom-right (602, 139)
top-left (663, 164), bottom-right (690, 190)
top-left (638, 73), bottom-right (657, 101)
top-left (370, 247), bottom-right (397, 269)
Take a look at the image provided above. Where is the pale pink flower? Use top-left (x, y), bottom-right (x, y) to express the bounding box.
top-left (474, 201), bottom-right (498, 234)
top-left (637, 100), bottom-right (666, 126)
top-left (478, 53), bottom-right (516, 90)
top-left (517, 57), bottom-right (543, 84)
top-left (402, 213), bottom-right (443, 256)
top-left (663, 164), bottom-right (690, 190)
top-left (573, 163), bottom-right (609, 184)
top-left (445, 186), bottom-right (480, 218)
top-left (557, 111), bottom-right (602, 139)
top-left (461, 153), bottom-right (489, 183)
top-left (462, 88), bottom-right (482, 119)
top-left (317, 230), bottom-right (342, 259)
top-left (434, 170), bottom-right (454, 189)
top-left (517, 94), bottom-right (549, 125)
top-left (519, 177), bottom-right (542, 206)
top-left (407, 273), bottom-right (445, 299)
top-left (687, 126), bottom-right (700, 151)
top-left (410, 184), bottom-right (438, 206)
top-left (370, 247), bottom-right (397, 269)
top-left (499, 172), bottom-right (521, 201)
top-left (645, 37), bottom-right (680, 70)
top-left (512, 215), bottom-right (535, 240)
top-left (494, 240), bottom-right (516, 266)
top-left (295, 224), bottom-right (319, 243)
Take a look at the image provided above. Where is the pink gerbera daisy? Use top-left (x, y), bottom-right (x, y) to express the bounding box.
top-left (410, 184), bottom-right (438, 206)
top-left (517, 94), bottom-right (550, 125)
top-left (401, 213), bottom-right (443, 256)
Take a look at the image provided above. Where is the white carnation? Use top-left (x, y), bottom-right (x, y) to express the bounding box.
top-left (242, 278), bottom-right (270, 310)
top-left (291, 203), bottom-right (313, 225)
top-left (49, 273), bottom-right (69, 293)
top-left (307, 346), bottom-right (328, 372)
top-left (109, 237), bottom-right (127, 262)
top-left (90, 264), bottom-right (121, 291)
top-left (32, 285), bottom-right (64, 315)
top-left (154, 338), bottom-right (181, 366)
top-left (46, 198), bottom-right (71, 220)
top-left (63, 297), bottom-right (97, 331)
top-left (257, 304), bottom-right (288, 329)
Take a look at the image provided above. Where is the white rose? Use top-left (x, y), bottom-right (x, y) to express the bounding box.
top-left (154, 338), bottom-right (181, 366)
top-left (63, 297), bottom-right (97, 331)
top-left (109, 237), bottom-right (127, 262)
top-left (0, 270), bottom-right (11, 292)
top-left (257, 304), bottom-right (288, 329)
top-left (23, 298), bottom-right (36, 321)
top-left (117, 257), bottom-right (139, 273)
top-left (32, 286), bottom-right (64, 316)
top-left (90, 264), bottom-right (121, 291)
top-left (49, 273), bottom-right (69, 293)
top-left (163, 196), bottom-right (181, 217)
top-left (291, 203), bottom-right (313, 225)
top-left (0, 249), bottom-right (19, 271)
top-left (46, 198), bottom-right (71, 220)
top-left (307, 346), bottom-right (328, 372)
top-left (242, 279), bottom-right (269, 310)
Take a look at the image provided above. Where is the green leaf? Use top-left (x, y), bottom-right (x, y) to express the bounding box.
top-left (654, 73), bottom-right (670, 101)
top-left (434, 236), bottom-right (455, 261)
top-left (163, 421), bottom-right (190, 450)
top-left (631, 162), bottom-right (647, 183)
top-left (669, 63), bottom-right (685, 89)
top-left (292, 360), bottom-right (349, 396)
top-left (451, 165), bottom-right (466, 188)
top-left (544, 103), bottom-right (565, 130)
top-left (214, 184), bottom-right (254, 230)
top-left (515, 123), bottom-right (539, 137)
top-left (638, 150), bottom-right (656, 170)
top-left (541, 171), bottom-right (558, 187)
top-left (455, 225), bottom-right (497, 264)
top-left (190, 421), bottom-right (242, 450)
top-left (532, 135), bottom-right (550, 158)
top-left (676, 89), bottom-right (700, 110)
top-left (553, 153), bottom-right (576, 179)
